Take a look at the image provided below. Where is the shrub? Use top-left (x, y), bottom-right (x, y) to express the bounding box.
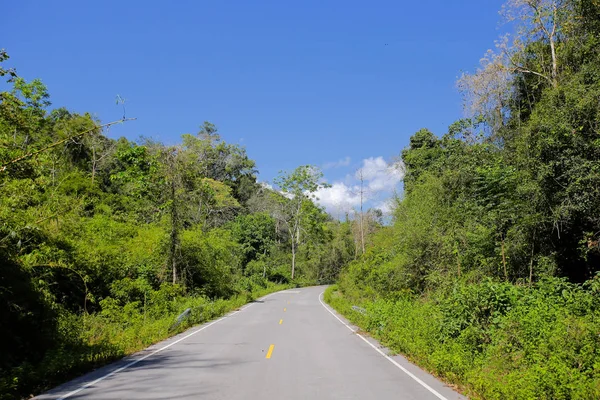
top-left (327, 276), bottom-right (600, 399)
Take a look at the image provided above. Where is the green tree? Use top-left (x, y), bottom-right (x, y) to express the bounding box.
top-left (231, 213), bottom-right (276, 274)
top-left (274, 165), bottom-right (329, 279)
top-left (400, 128), bottom-right (441, 193)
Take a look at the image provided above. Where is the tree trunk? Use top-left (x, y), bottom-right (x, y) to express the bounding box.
top-left (172, 250), bottom-right (177, 284)
top-left (291, 241), bottom-right (296, 280)
top-left (359, 169), bottom-right (365, 255)
top-left (549, 37), bottom-right (558, 87)
top-left (529, 250), bottom-right (534, 285)
top-left (501, 238), bottom-right (508, 281)
top-left (170, 178), bottom-right (178, 284)
top-left (529, 231), bottom-right (536, 285)
top-left (91, 146), bottom-right (96, 185)
top-left (263, 249), bottom-right (267, 278)
top-left (550, 3), bottom-right (558, 87)
top-left (290, 200), bottom-right (302, 280)
top-left (360, 205), bottom-right (365, 255)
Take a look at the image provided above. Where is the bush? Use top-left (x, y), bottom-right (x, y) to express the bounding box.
top-left (326, 276), bottom-right (600, 399)
top-left (0, 281), bottom-right (289, 400)
top-left (179, 227), bottom-right (242, 298)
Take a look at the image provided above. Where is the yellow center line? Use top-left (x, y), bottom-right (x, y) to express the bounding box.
top-left (265, 344), bottom-right (275, 359)
top-left (279, 319), bottom-right (283, 325)
top-left (283, 307), bottom-right (286, 312)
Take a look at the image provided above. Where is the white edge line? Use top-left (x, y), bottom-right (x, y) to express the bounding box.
top-left (318, 291), bottom-right (449, 400)
top-left (55, 291), bottom-right (279, 400)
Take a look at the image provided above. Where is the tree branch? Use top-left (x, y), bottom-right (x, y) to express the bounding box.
top-left (0, 117), bottom-right (136, 173)
top-left (506, 53), bottom-right (553, 84)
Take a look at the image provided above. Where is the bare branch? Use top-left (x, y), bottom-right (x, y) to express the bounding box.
top-left (0, 117), bottom-right (136, 173)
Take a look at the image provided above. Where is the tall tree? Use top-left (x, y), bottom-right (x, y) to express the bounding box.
top-left (356, 168), bottom-right (367, 255)
top-left (274, 165), bottom-right (329, 279)
top-left (502, 0), bottom-right (571, 88)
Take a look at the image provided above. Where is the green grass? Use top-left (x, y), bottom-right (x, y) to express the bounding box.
top-left (323, 281), bottom-right (600, 400)
top-left (1, 283), bottom-right (289, 400)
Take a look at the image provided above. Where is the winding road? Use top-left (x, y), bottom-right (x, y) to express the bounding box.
top-left (37, 286), bottom-right (466, 400)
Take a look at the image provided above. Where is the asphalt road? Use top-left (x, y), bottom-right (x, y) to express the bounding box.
top-left (37, 286), bottom-right (467, 400)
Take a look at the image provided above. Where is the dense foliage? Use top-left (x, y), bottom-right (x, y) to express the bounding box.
top-left (0, 53), bottom-right (358, 398)
top-left (329, 1), bottom-right (600, 398)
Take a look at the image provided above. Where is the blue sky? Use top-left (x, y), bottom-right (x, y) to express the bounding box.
top-left (3, 0), bottom-right (506, 214)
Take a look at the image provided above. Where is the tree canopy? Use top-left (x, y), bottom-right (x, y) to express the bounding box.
top-left (0, 52), bottom-right (355, 398)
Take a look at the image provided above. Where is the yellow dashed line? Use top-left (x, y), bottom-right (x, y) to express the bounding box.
top-left (283, 307), bottom-right (286, 312)
top-left (266, 344), bottom-right (275, 359)
top-left (279, 319), bottom-right (283, 325)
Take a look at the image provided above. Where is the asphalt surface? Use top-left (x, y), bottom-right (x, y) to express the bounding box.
top-left (36, 286), bottom-right (467, 400)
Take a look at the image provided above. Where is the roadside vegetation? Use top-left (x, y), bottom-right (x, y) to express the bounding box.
top-left (4, 1), bottom-right (600, 399)
top-left (0, 50), bottom-right (365, 398)
top-left (326, 1), bottom-right (600, 399)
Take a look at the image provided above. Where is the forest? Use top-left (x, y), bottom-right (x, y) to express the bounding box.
top-left (0, 49), bottom-right (366, 398)
top-left (327, 0), bottom-right (600, 399)
top-left (4, 0), bottom-right (600, 399)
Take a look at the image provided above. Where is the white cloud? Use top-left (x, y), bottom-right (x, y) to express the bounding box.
top-left (323, 156), bottom-right (351, 170)
top-left (374, 199), bottom-right (396, 215)
top-left (259, 181), bottom-right (273, 190)
top-left (314, 182), bottom-right (361, 215)
top-left (358, 157), bottom-right (387, 180)
top-left (356, 157), bottom-right (404, 193)
top-left (314, 156), bottom-right (404, 219)
top-left (280, 190), bottom-right (294, 200)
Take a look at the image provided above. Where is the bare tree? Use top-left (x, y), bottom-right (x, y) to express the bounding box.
top-left (502, 0), bottom-right (570, 88)
top-left (356, 168), bottom-right (367, 255)
top-left (458, 0), bottom-right (571, 132)
top-left (86, 132), bottom-right (116, 185)
top-left (457, 44), bottom-right (512, 133)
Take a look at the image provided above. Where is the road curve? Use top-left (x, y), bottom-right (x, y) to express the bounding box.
top-left (36, 286), bottom-right (466, 400)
